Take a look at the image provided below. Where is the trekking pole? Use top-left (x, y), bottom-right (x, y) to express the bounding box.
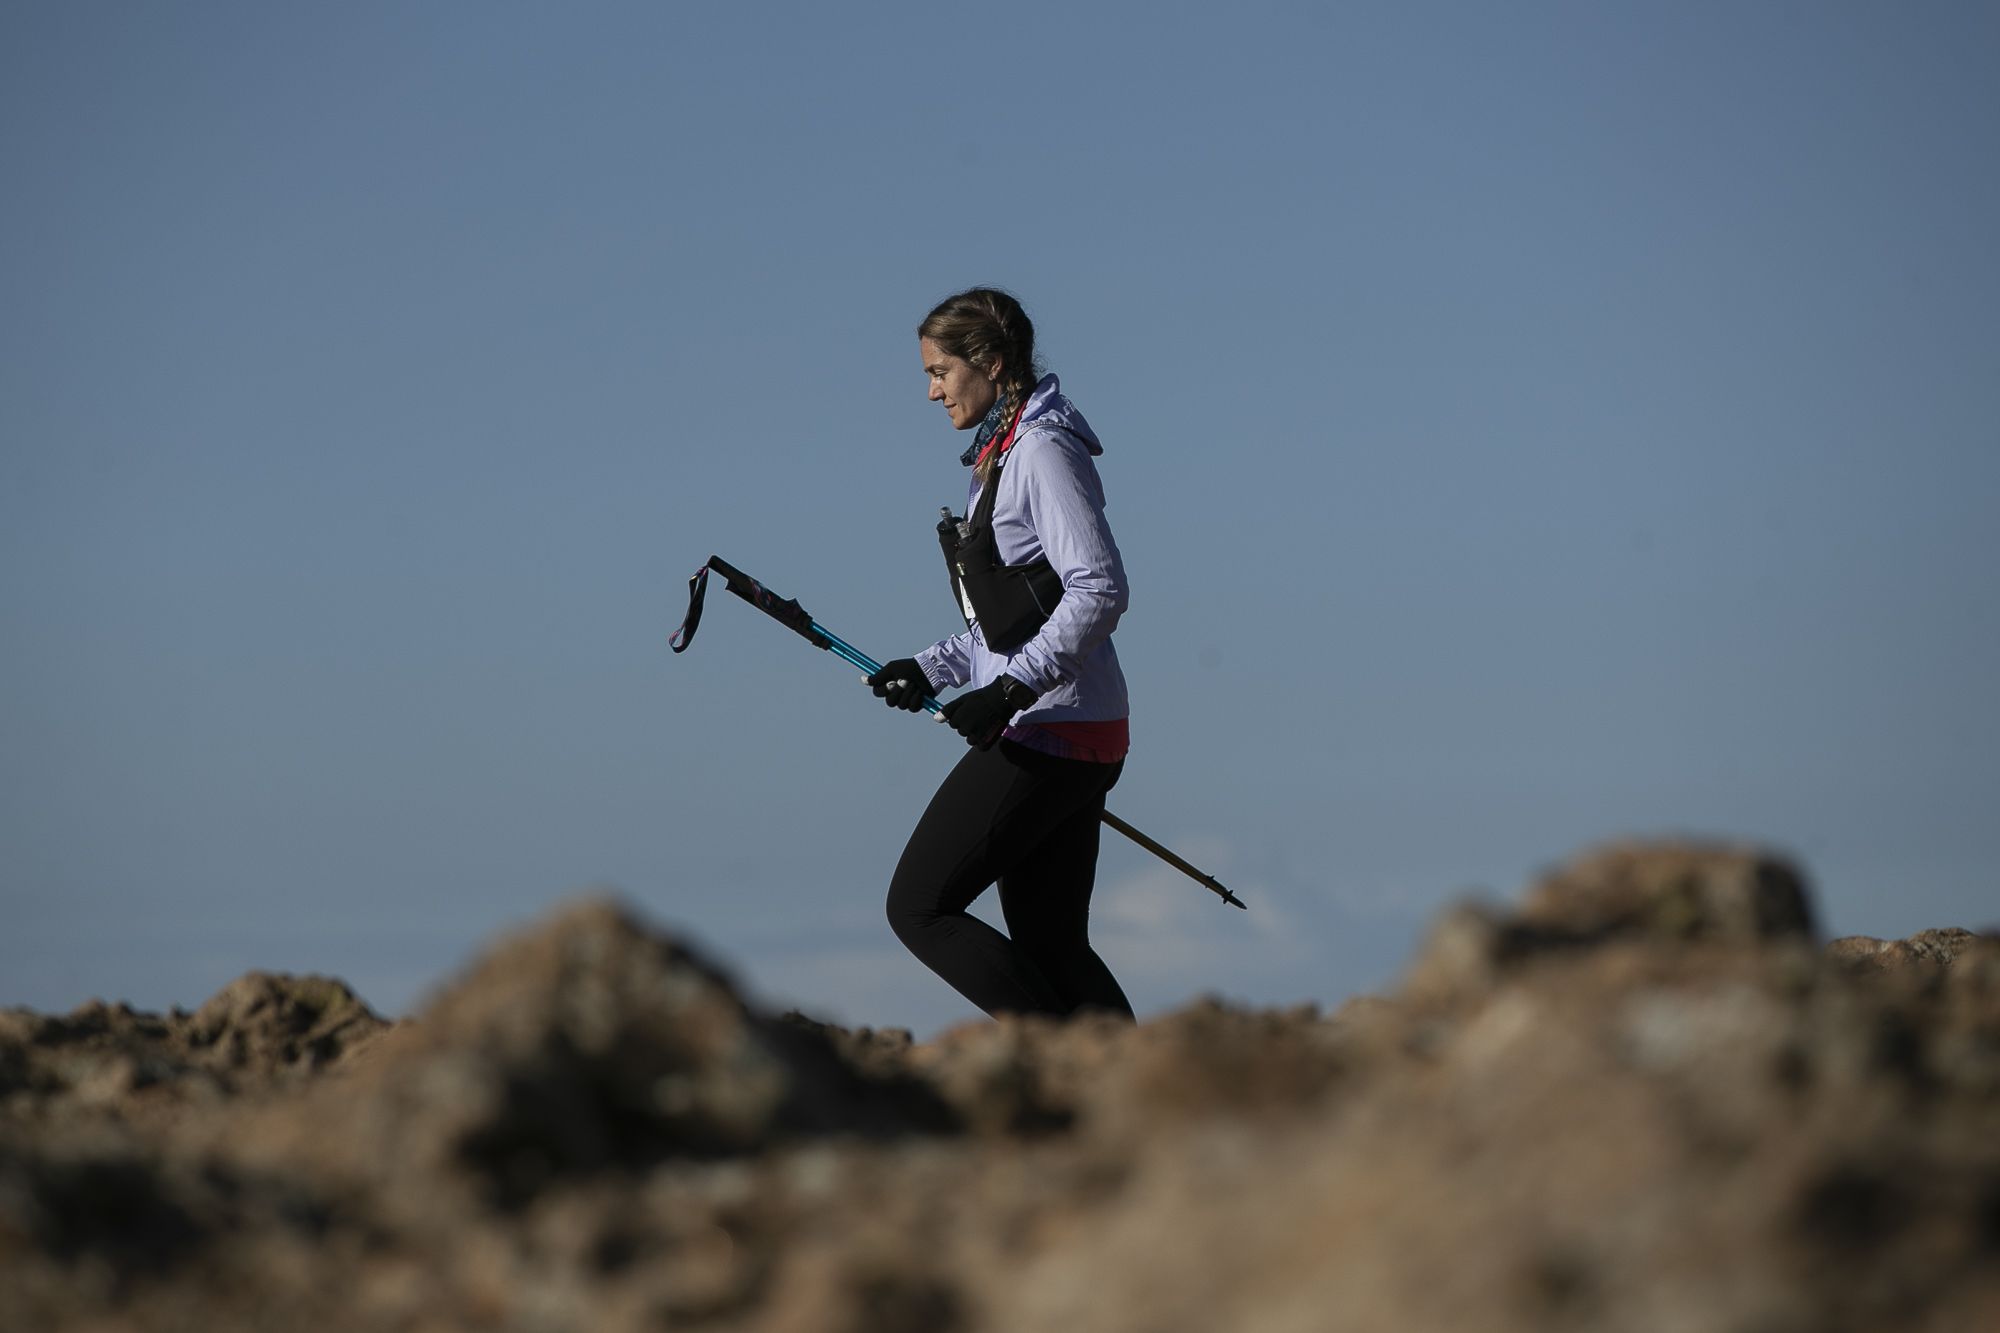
top-left (670, 555), bottom-right (1247, 910)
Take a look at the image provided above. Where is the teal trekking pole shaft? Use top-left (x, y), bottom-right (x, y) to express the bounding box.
top-left (817, 630), bottom-right (945, 717)
top-left (669, 554), bottom-right (1246, 910)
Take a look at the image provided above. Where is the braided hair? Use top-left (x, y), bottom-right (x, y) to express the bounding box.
top-left (918, 288), bottom-right (1040, 487)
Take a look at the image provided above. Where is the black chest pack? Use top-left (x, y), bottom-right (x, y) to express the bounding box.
top-left (936, 449), bottom-right (1065, 654)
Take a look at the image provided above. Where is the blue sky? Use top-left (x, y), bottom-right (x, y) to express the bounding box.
top-left (5, 2), bottom-right (1996, 1032)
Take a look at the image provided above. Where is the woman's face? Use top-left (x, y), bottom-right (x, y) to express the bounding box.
top-left (920, 337), bottom-right (999, 431)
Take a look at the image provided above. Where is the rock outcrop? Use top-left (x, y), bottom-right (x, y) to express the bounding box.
top-left (0, 971), bottom-right (386, 1121)
top-left (3, 841), bottom-right (1996, 1332)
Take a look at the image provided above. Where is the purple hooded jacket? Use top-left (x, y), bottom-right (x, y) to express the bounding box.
top-left (916, 375), bottom-right (1130, 737)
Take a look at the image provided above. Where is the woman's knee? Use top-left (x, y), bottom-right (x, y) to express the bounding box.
top-left (885, 872), bottom-right (939, 948)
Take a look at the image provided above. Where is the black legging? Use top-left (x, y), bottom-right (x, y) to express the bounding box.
top-left (886, 739), bottom-right (1134, 1020)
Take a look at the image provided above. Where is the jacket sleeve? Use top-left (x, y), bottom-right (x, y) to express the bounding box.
top-left (917, 631), bottom-right (974, 691)
top-left (1000, 435), bottom-right (1128, 695)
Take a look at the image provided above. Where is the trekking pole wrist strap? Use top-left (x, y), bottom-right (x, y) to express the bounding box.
top-left (671, 556), bottom-right (828, 654)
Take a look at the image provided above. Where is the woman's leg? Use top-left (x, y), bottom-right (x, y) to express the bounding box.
top-left (885, 743), bottom-right (1115, 1017)
top-left (997, 762), bottom-right (1134, 1019)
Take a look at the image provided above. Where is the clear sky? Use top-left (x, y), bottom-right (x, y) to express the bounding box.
top-left (5, 2), bottom-right (1996, 1033)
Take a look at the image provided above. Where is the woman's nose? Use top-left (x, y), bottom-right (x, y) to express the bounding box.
top-left (928, 381), bottom-right (943, 401)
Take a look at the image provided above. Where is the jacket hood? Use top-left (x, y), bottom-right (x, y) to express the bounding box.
top-left (1018, 374), bottom-right (1103, 456)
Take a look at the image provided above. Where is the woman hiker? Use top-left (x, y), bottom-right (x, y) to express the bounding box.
top-left (863, 287), bottom-right (1136, 1021)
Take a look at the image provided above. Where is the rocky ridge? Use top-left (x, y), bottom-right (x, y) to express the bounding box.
top-left (3, 841), bottom-right (1997, 1332)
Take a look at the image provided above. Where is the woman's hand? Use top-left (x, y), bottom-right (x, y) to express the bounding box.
top-left (940, 674), bottom-right (1039, 748)
top-left (866, 658), bottom-right (935, 712)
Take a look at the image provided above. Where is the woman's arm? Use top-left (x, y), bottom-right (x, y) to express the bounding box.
top-left (999, 433), bottom-right (1128, 694)
top-left (917, 630), bottom-right (975, 691)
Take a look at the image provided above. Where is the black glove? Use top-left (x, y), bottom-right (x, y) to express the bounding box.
top-left (866, 657), bottom-right (935, 713)
top-left (940, 674), bottom-right (1039, 749)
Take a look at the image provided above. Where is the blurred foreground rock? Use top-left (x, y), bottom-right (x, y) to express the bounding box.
top-left (3, 840), bottom-right (1997, 1332)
